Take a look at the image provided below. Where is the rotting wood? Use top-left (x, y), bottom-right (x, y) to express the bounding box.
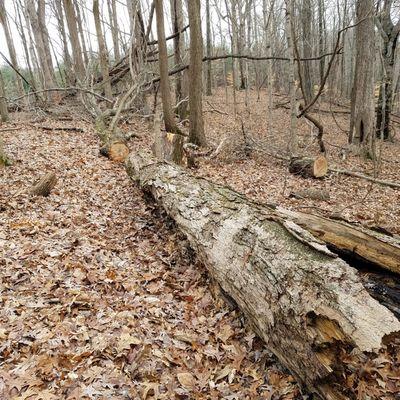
top-left (30, 172), bottom-right (57, 197)
top-left (289, 188), bottom-right (330, 201)
top-left (275, 207), bottom-right (400, 275)
top-left (126, 153), bottom-right (400, 400)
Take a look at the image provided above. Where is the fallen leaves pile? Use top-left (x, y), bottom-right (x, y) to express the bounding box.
top-left (0, 121), bottom-right (300, 399)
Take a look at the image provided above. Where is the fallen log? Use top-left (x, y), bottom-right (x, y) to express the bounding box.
top-left (30, 172), bottom-right (57, 196)
top-left (289, 188), bottom-right (330, 201)
top-left (126, 153), bottom-right (400, 400)
top-left (289, 155), bottom-right (328, 178)
top-left (275, 207), bottom-right (400, 275)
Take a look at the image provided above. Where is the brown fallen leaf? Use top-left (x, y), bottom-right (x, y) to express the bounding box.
top-left (177, 372), bottom-right (197, 390)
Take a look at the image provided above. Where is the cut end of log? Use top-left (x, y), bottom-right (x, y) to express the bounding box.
top-left (289, 156), bottom-right (328, 178)
top-left (100, 141), bottom-right (129, 162)
top-left (30, 172), bottom-right (57, 197)
top-left (313, 155), bottom-right (328, 177)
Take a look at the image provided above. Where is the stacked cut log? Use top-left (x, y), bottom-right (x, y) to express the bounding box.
top-left (126, 153), bottom-right (400, 400)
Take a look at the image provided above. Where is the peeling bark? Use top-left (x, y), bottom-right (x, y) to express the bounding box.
top-left (126, 154), bottom-right (400, 400)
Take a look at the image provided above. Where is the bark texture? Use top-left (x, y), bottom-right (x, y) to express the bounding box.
top-left (188, 0), bottom-right (206, 146)
top-left (127, 153), bottom-right (400, 400)
top-left (289, 156), bottom-right (328, 178)
top-left (93, 0), bottom-right (113, 99)
top-left (349, 0), bottom-right (375, 150)
top-left (30, 172), bottom-right (57, 196)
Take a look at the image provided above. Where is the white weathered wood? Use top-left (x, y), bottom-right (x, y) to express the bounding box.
top-left (126, 154), bottom-right (400, 400)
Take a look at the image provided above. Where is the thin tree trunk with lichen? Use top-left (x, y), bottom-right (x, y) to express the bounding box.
top-left (0, 72), bottom-right (8, 123)
top-left (188, 0), bottom-right (206, 146)
top-left (126, 153), bottom-right (400, 400)
top-left (349, 0), bottom-right (375, 154)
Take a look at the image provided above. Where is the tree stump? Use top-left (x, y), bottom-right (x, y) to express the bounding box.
top-left (30, 172), bottom-right (57, 197)
top-left (289, 155), bottom-right (328, 178)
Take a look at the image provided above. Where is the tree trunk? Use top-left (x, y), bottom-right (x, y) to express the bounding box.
top-left (93, 0), bottom-right (113, 100)
top-left (0, 137), bottom-right (11, 167)
top-left (54, 0), bottom-right (73, 86)
top-left (26, 0), bottom-right (56, 91)
top-left (375, 1), bottom-right (400, 140)
top-left (63, 0), bottom-right (85, 81)
top-left (285, 0), bottom-right (298, 156)
top-left (188, 0), bottom-right (206, 146)
top-left (155, 0), bottom-right (177, 133)
top-left (0, 72), bottom-right (9, 122)
top-left (205, 0), bottom-right (212, 96)
top-left (75, 2), bottom-right (89, 65)
top-left (170, 0), bottom-right (188, 120)
top-left (376, 36), bottom-right (398, 140)
top-left (126, 153), bottom-right (400, 400)
top-left (154, 0), bottom-right (183, 164)
top-left (349, 0), bottom-right (375, 153)
top-left (0, 0), bottom-right (24, 98)
top-left (301, 0), bottom-right (313, 103)
top-left (107, 0), bottom-right (120, 62)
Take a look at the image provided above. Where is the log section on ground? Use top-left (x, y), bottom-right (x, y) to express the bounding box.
top-left (126, 153), bottom-right (400, 400)
top-left (30, 172), bottom-right (57, 196)
top-left (99, 140), bottom-right (129, 162)
top-left (289, 155), bottom-right (328, 178)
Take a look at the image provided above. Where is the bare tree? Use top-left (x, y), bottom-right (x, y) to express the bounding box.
top-left (0, 0), bottom-right (25, 97)
top-left (285, 0), bottom-right (298, 156)
top-left (93, 0), bottom-right (112, 100)
top-left (107, 0), bottom-right (121, 61)
top-left (154, 0), bottom-right (184, 163)
top-left (63, 0), bottom-right (85, 81)
top-left (205, 0), bottom-right (212, 95)
top-left (349, 0), bottom-right (375, 154)
top-left (375, 0), bottom-right (400, 140)
top-left (170, 0), bottom-right (188, 119)
top-left (188, 0), bottom-right (206, 146)
top-left (26, 0), bottom-right (56, 91)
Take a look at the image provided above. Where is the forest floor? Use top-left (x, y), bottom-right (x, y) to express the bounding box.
top-left (1, 88), bottom-right (399, 400)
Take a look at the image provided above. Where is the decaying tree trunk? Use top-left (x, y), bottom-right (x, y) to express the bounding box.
top-left (289, 155), bottom-right (328, 178)
top-left (126, 153), bottom-right (400, 400)
top-left (274, 207), bottom-right (400, 275)
top-left (30, 172), bottom-right (57, 196)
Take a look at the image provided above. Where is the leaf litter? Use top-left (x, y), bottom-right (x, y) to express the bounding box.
top-left (0, 116), bottom-right (300, 399)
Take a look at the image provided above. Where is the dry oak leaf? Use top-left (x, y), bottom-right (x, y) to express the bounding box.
top-left (177, 372), bottom-right (197, 390)
top-left (117, 330), bottom-right (142, 353)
